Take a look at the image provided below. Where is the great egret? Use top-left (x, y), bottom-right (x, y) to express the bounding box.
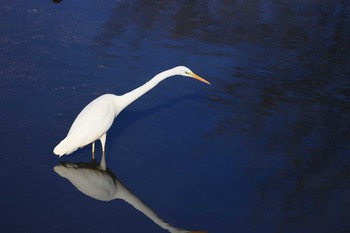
top-left (54, 153), bottom-right (206, 233)
top-left (53, 66), bottom-right (210, 157)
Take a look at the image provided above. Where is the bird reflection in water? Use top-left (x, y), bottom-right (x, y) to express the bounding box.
top-left (53, 153), bottom-right (205, 233)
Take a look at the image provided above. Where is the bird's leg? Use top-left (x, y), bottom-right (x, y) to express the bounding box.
top-left (99, 133), bottom-right (106, 154)
top-left (100, 150), bottom-right (106, 171)
top-left (99, 134), bottom-right (107, 170)
top-left (91, 142), bottom-right (95, 161)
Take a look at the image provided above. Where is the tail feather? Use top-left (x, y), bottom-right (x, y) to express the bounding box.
top-left (53, 138), bottom-right (77, 157)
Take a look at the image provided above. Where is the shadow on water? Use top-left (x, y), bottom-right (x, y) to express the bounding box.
top-left (95, 1), bottom-right (349, 51)
top-left (54, 153), bottom-right (206, 233)
top-left (252, 152), bottom-right (350, 232)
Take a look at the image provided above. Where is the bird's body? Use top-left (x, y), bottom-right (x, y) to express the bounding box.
top-left (54, 66), bottom-right (210, 157)
top-left (54, 94), bottom-right (118, 156)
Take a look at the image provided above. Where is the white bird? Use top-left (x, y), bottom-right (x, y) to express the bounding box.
top-left (53, 66), bottom-right (210, 158)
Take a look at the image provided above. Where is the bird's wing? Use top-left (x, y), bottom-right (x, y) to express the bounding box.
top-left (66, 96), bottom-right (116, 147)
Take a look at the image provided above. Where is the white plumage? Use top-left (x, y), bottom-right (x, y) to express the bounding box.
top-left (54, 94), bottom-right (117, 156)
top-left (53, 66), bottom-right (210, 157)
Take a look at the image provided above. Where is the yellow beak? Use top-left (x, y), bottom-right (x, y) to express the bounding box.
top-left (189, 72), bottom-right (211, 85)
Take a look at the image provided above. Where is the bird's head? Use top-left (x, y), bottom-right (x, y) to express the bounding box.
top-left (174, 66), bottom-right (211, 85)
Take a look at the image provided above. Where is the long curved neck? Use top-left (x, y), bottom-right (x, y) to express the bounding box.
top-left (118, 69), bottom-right (175, 111)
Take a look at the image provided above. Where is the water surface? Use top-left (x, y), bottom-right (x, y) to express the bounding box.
top-left (1, 1), bottom-right (350, 233)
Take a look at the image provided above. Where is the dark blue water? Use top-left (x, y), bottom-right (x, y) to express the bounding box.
top-left (1, 0), bottom-right (350, 232)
